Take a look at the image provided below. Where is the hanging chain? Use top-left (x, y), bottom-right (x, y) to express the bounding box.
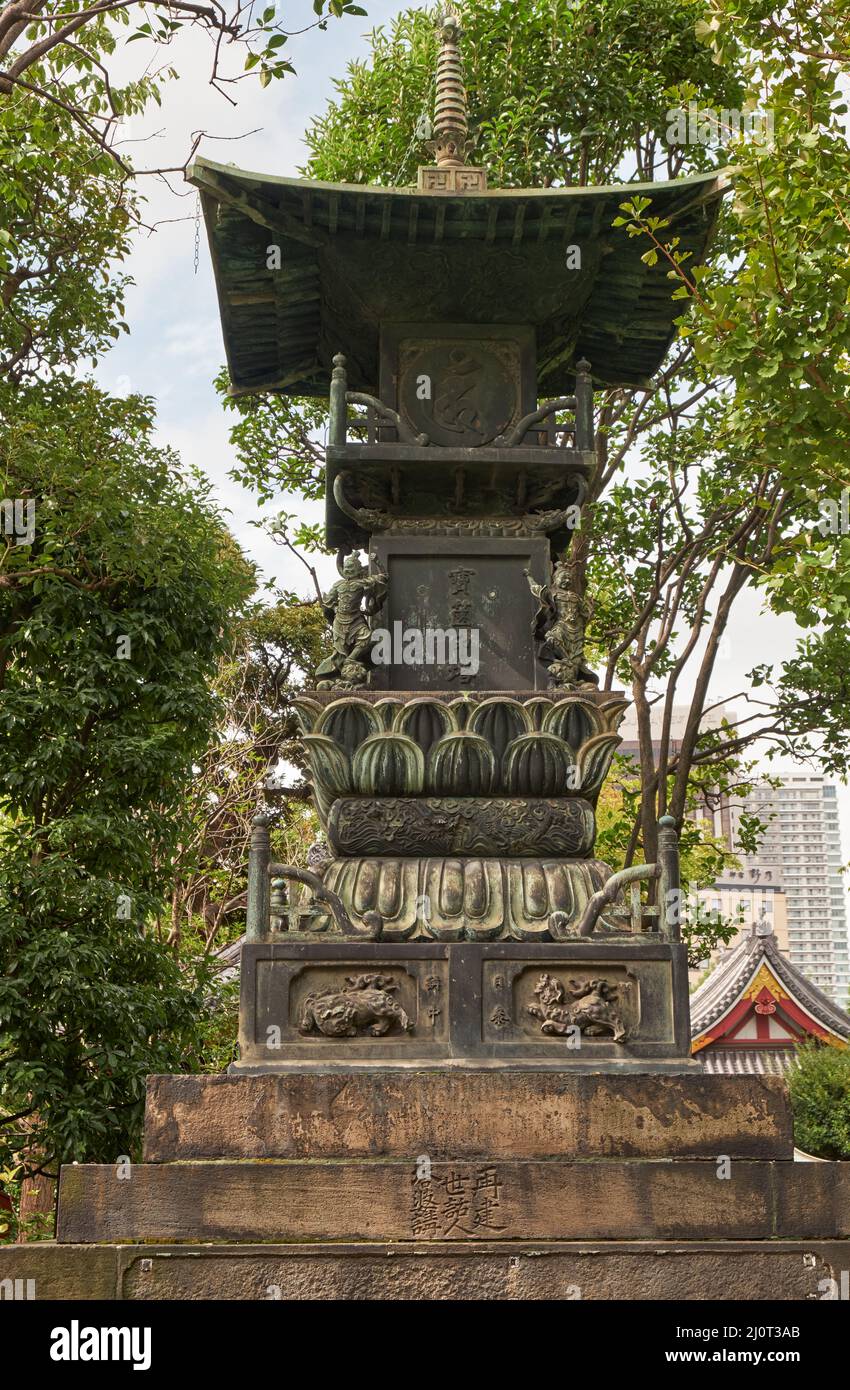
top-left (193, 192), bottom-right (201, 276)
top-left (391, 70), bottom-right (436, 187)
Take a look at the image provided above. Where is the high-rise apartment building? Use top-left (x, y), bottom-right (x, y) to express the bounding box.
top-left (701, 777), bottom-right (849, 1005)
top-left (619, 705), bottom-right (849, 1003)
top-left (698, 864), bottom-right (789, 954)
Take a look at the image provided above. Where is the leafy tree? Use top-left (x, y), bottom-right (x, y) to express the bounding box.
top-left (0, 0), bottom-right (368, 167)
top-left (636, 0), bottom-right (850, 493)
top-left (164, 594), bottom-right (328, 954)
top-left (0, 375), bottom-right (255, 1177)
top-left (788, 1041), bottom-right (850, 1160)
top-left (0, 89), bottom-right (134, 383)
top-left (0, 0), bottom-right (370, 443)
top-left (303, 0), bottom-right (743, 187)
top-left (0, 0), bottom-right (364, 1202)
top-left (0, 0), bottom-right (376, 376)
top-left (596, 755), bottom-right (741, 966)
top-left (598, 0), bottom-right (850, 859)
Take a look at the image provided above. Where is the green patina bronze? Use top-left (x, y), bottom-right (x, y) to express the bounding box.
top-left (210, 9), bottom-right (722, 1066)
top-left (189, 158), bottom-right (723, 397)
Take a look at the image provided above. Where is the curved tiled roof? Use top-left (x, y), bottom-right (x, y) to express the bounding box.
top-left (187, 159), bottom-right (726, 398)
top-left (690, 922), bottom-right (850, 1042)
top-left (699, 1047), bottom-right (796, 1076)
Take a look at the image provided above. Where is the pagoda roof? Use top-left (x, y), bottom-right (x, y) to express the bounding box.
top-left (188, 158), bottom-right (726, 398)
top-left (691, 922), bottom-right (850, 1064)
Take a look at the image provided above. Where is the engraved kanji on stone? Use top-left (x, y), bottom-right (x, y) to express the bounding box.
top-left (472, 1165), bottom-right (507, 1231)
top-left (446, 565), bottom-right (477, 684)
top-left (435, 1169), bottom-right (473, 1235)
top-left (410, 1173), bottom-right (440, 1238)
top-left (448, 567), bottom-right (475, 627)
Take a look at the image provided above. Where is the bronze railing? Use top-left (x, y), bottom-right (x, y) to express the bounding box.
top-left (245, 813), bottom-right (681, 943)
top-left (327, 352), bottom-right (595, 452)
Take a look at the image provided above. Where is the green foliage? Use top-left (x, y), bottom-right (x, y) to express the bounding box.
top-left (0, 1163), bottom-right (54, 1243)
top-left (0, 0), bottom-right (367, 147)
top-left (165, 594), bottom-right (329, 956)
top-left (763, 629), bottom-right (850, 778)
top-left (788, 1042), bottom-right (850, 1160)
top-left (214, 365), bottom-right (378, 517)
top-left (0, 847), bottom-right (218, 1172)
top-left (240, 591), bottom-right (330, 706)
top-left (596, 754), bottom-right (742, 966)
top-left (622, 3), bottom-right (850, 650)
top-left (0, 90), bottom-right (134, 383)
top-left (687, 1), bottom-right (850, 494)
top-left (0, 374), bottom-right (255, 1173)
top-left (303, 0), bottom-right (743, 188)
top-left (0, 2), bottom-right (361, 1178)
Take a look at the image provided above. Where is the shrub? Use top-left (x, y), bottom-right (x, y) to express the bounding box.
top-left (788, 1041), bottom-right (850, 1160)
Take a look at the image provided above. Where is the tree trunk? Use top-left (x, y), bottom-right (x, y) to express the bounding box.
top-left (16, 1173), bottom-right (56, 1241)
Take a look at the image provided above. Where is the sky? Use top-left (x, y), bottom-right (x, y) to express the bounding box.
top-left (99, 1), bottom-right (405, 596)
top-left (94, 2), bottom-right (850, 859)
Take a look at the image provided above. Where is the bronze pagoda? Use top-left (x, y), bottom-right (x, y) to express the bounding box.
top-left (185, 10), bottom-right (729, 1069)
top-left (29, 11), bottom-right (850, 1306)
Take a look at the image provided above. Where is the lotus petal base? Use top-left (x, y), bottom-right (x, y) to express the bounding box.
top-left (311, 856), bottom-right (626, 941)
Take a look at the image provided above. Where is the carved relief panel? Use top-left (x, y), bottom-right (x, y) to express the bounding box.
top-left (252, 957), bottom-right (450, 1053)
top-left (379, 323), bottom-right (536, 447)
top-left (483, 962), bottom-right (641, 1044)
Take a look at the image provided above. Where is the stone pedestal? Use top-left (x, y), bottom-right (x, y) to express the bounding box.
top-left (142, 1070), bottom-right (793, 1160)
top-left (8, 1238), bottom-right (849, 1302)
top-left (15, 1068), bottom-right (847, 1299)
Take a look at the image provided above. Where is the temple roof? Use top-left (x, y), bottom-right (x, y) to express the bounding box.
top-left (700, 1047), bottom-right (797, 1077)
top-left (691, 921), bottom-right (850, 1060)
top-left (188, 157), bottom-right (725, 399)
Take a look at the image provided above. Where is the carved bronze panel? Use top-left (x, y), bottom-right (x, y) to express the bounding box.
top-left (483, 961), bottom-right (643, 1044)
top-left (298, 973), bottom-right (414, 1038)
top-left (369, 537), bottom-right (550, 691)
top-left (250, 955), bottom-right (451, 1054)
top-left (236, 942), bottom-right (692, 1066)
top-left (328, 797), bottom-right (596, 858)
top-left (379, 323), bottom-right (537, 443)
top-left (319, 856), bottom-right (623, 941)
top-left (397, 338), bottom-right (519, 446)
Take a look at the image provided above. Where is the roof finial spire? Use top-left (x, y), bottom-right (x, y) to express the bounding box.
top-left (432, 9), bottom-right (470, 168)
top-left (417, 8), bottom-right (487, 193)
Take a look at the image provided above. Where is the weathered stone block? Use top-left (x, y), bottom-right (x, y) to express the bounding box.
top-left (144, 1070), bottom-right (794, 1161)
top-left (0, 1243), bottom-right (118, 1300)
top-left (57, 1159), bottom-right (850, 1245)
top-left (7, 1239), bottom-right (848, 1301)
top-left (117, 1240), bottom-right (850, 1301)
